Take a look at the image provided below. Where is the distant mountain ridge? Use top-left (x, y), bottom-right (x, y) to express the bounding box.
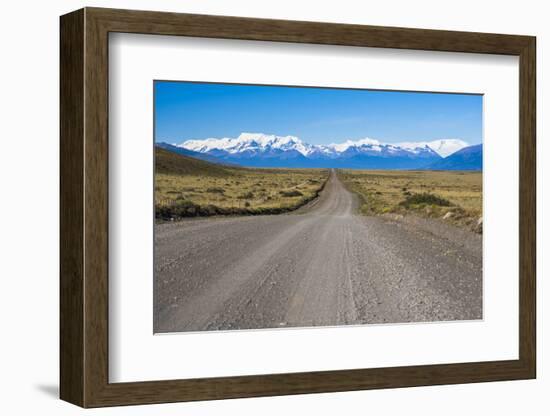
top-left (155, 147), bottom-right (233, 177)
top-left (156, 142), bottom-right (240, 166)
top-left (161, 133), bottom-right (474, 169)
top-left (424, 144), bottom-right (482, 171)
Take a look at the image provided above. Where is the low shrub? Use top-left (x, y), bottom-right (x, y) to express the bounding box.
top-left (238, 191), bottom-right (254, 199)
top-left (279, 190), bottom-right (303, 197)
top-left (399, 192), bottom-right (451, 208)
top-left (156, 199), bottom-right (199, 219)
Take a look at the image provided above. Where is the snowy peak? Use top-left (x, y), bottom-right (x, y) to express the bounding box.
top-left (323, 138), bottom-right (381, 153)
top-left (396, 139), bottom-right (469, 157)
top-left (181, 137), bottom-right (235, 153)
top-left (319, 139), bottom-right (440, 158)
top-left (182, 133), bottom-right (315, 156)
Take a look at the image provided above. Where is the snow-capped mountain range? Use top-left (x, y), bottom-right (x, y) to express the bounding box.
top-left (164, 133), bottom-right (474, 169)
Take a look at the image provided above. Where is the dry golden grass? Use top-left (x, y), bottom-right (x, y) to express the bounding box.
top-left (338, 170), bottom-right (482, 231)
top-left (156, 169), bottom-right (328, 212)
top-left (155, 147), bottom-right (328, 218)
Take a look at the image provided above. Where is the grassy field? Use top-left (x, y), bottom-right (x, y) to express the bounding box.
top-left (338, 169), bottom-right (482, 232)
top-left (155, 147), bottom-right (329, 219)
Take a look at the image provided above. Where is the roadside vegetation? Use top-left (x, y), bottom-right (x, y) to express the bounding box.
top-left (338, 169), bottom-right (482, 233)
top-left (155, 147), bottom-right (328, 220)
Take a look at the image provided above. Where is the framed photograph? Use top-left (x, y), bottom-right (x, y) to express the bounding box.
top-left (60, 7), bottom-right (536, 407)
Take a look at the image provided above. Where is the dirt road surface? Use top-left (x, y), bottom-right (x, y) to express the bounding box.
top-left (154, 170), bottom-right (482, 333)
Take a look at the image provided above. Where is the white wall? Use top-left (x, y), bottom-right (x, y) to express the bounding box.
top-left (0, 0), bottom-right (545, 414)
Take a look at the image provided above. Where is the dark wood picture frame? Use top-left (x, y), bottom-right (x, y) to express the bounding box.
top-left (60, 7), bottom-right (536, 408)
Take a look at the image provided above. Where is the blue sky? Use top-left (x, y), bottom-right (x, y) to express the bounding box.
top-left (154, 81), bottom-right (482, 146)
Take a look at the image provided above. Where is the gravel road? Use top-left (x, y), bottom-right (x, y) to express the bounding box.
top-left (154, 170), bottom-right (482, 333)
